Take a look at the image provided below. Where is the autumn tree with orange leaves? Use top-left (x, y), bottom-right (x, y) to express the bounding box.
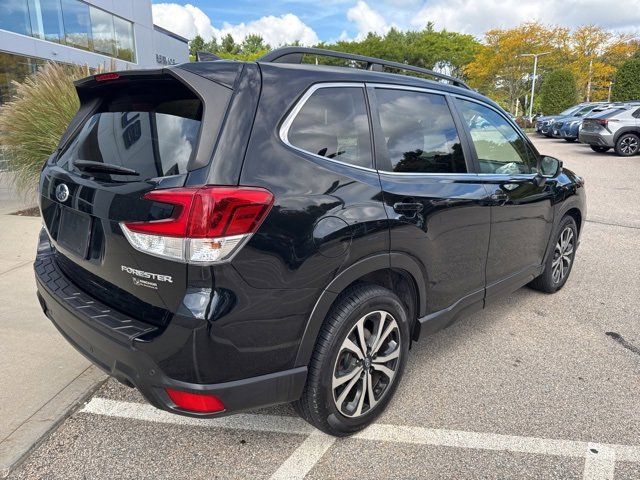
top-left (465, 22), bottom-right (639, 114)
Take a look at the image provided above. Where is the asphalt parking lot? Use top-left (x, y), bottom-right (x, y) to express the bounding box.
top-left (9, 136), bottom-right (640, 479)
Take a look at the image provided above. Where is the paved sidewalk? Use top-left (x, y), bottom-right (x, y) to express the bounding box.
top-left (0, 206), bottom-right (106, 477)
top-left (0, 173), bottom-right (36, 215)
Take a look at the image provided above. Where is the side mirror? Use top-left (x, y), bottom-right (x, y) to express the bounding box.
top-left (539, 156), bottom-right (563, 177)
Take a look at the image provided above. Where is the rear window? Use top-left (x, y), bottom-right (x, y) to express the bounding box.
top-left (591, 108), bottom-right (625, 119)
top-left (57, 79), bottom-right (203, 181)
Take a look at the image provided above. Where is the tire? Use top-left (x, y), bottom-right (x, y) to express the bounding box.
top-left (529, 216), bottom-right (578, 293)
top-left (590, 145), bottom-right (610, 153)
top-left (294, 283), bottom-right (410, 436)
top-left (614, 133), bottom-right (640, 157)
top-left (564, 138), bottom-right (577, 143)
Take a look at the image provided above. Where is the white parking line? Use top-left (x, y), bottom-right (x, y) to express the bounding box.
top-left (583, 444), bottom-right (616, 480)
top-left (270, 433), bottom-right (336, 480)
top-left (81, 398), bottom-right (640, 479)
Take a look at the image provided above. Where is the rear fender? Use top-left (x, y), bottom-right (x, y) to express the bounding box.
top-left (293, 252), bottom-right (426, 367)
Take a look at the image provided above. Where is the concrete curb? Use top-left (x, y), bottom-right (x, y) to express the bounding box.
top-left (0, 366), bottom-right (107, 478)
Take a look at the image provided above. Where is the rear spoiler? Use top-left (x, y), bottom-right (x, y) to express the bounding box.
top-left (196, 51), bottom-right (221, 62)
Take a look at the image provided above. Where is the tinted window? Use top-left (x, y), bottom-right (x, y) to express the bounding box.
top-left (457, 99), bottom-right (536, 175)
top-left (287, 87), bottom-right (372, 168)
top-left (90, 6), bottom-right (115, 56)
top-left (61, 0), bottom-right (91, 50)
top-left (376, 89), bottom-right (466, 173)
top-left (56, 83), bottom-right (203, 181)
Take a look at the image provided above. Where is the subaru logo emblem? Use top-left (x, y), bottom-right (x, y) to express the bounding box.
top-left (55, 183), bottom-right (69, 202)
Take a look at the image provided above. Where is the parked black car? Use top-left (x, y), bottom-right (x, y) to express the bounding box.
top-left (35, 47), bottom-right (586, 436)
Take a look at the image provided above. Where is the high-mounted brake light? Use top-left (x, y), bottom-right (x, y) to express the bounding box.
top-left (165, 388), bottom-right (225, 413)
top-left (120, 186), bottom-right (274, 264)
top-left (95, 72), bottom-right (120, 82)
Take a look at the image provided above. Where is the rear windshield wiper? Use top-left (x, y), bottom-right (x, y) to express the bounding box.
top-left (73, 160), bottom-right (139, 176)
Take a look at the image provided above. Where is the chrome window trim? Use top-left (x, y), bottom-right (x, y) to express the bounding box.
top-left (279, 82), bottom-right (377, 173)
top-left (365, 82), bottom-right (450, 97)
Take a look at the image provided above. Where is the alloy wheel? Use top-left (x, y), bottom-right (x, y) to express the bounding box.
top-left (552, 227), bottom-right (574, 284)
top-left (620, 136), bottom-right (639, 155)
top-left (332, 310), bottom-right (401, 418)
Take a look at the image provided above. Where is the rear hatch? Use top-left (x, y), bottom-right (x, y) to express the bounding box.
top-left (582, 108), bottom-right (625, 133)
top-left (39, 68), bottom-right (234, 326)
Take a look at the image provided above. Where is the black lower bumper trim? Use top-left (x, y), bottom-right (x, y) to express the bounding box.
top-left (35, 254), bottom-right (307, 417)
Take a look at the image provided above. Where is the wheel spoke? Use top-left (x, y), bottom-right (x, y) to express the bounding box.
top-left (354, 375), bottom-right (367, 416)
top-left (371, 322), bottom-right (395, 356)
top-left (335, 372), bottom-right (361, 412)
top-left (366, 371), bottom-right (378, 409)
top-left (372, 363), bottom-right (395, 380)
top-left (373, 348), bottom-right (400, 364)
top-left (333, 365), bottom-right (363, 389)
top-left (356, 317), bottom-right (368, 355)
top-left (342, 337), bottom-right (364, 359)
top-left (372, 311), bottom-right (387, 349)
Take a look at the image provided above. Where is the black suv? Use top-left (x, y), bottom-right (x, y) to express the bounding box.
top-left (35, 48), bottom-right (586, 436)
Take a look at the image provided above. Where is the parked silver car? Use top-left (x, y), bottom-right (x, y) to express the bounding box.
top-left (579, 105), bottom-right (640, 156)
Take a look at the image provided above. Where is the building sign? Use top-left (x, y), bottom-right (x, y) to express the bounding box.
top-left (156, 54), bottom-right (177, 66)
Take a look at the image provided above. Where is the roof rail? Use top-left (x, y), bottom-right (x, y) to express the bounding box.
top-left (258, 47), bottom-right (471, 90)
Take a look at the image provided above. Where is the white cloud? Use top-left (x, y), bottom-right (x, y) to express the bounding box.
top-left (152, 3), bottom-right (319, 46)
top-left (346, 1), bottom-right (391, 40)
top-left (411, 0), bottom-right (640, 36)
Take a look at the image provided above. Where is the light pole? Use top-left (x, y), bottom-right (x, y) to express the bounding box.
top-left (519, 52), bottom-right (550, 119)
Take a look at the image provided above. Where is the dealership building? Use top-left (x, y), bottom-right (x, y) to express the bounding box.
top-left (0, 0), bottom-right (190, 105)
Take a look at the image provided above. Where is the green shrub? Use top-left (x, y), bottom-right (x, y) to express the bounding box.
top-left (611, 59), bottom-right (640, 102)
top-left (0, 62), bottom-right (91, 192)
top-left (540, 69), bottom-right (578, 115)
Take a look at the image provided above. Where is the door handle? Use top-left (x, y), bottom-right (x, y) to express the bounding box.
top-left (393, 202), bottom-right (424, 214)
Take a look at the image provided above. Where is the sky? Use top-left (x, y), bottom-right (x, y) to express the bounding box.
top-left (151, 0), bottom-right (640, 46)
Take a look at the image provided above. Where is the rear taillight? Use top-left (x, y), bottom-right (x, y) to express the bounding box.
top-left (120, 186), bottom-right (274, 264)
top-left (165, 388), bottom-right (225, 413)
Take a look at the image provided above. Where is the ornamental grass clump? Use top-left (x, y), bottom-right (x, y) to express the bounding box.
top-left (0, 62), bottom-right (91, 192)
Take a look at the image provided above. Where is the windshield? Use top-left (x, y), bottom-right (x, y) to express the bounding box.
top-left (57, 80), bottom-right (203, 182)
top-left (573, 105), bottom-right (595, 117)
top-left (558, 105), bottom-right (582, 116)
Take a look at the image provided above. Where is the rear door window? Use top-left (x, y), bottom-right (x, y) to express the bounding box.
top-left (56, 79), bottom-right (205, 181)
top-left (285, 86), bottom-right (373, 169)
top-left (374, 88), bottom-right (467, 173)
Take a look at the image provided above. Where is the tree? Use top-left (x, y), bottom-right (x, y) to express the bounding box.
top-left (465, 22), bottom-right (567, 113)
top-left (204, 37), bottom-right (219, 54)
top-left (611, 59), bottom-right (640, 102)
top-left (540, 69), bottom-right (578, 115)
top-left (320, 26), bottom-right (481, 80)
top-left (188, 35), bottom-right (205, 57)
top-left (220, 34), bottom-right (240, 55)
top-left (241, 34), bottom-right (270, 55)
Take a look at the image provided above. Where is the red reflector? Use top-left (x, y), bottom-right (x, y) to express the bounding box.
top-left (165, 388), bottom-right (225, 413)
top-left (124, 186), bottom-right (274, 238)
top-left (95, 72), bottom-right (120, 82)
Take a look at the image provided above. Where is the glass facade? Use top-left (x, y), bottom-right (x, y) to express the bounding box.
top-left (0, 0), bottom-right (136, 62)
top-left (90, 6), bottom-right (114, 55)
top-left (0, 51), bottom-right (45, 105)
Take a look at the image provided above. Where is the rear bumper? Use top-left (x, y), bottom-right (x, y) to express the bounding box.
top-left (579, 131), bottom-right (612, 147)
top-left (35, 252), bottom-right (306, 417)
